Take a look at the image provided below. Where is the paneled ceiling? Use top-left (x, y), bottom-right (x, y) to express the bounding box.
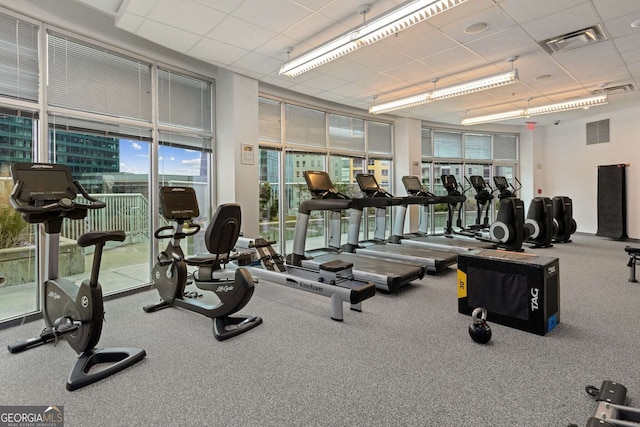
top-left (75, 0), bottom-right (640, 126)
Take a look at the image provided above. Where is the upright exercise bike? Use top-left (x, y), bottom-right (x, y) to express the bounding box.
top-left (7, 162), bottom-right (146, 391)
top-left (143, 186), bottom-right (262, 341)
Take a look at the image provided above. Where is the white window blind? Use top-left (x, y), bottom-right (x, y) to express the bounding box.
top-left (258, 97), bottom-right (281, 143)
top-left (464, 133), bottom-right (491, 159)
top-left (329, 114), bottom-right (364, 152)
top-left (47, 32), bottom-right (152, 121)
top-left (158, 130), bottom-right (212, 152)
top-left (434, 131), bottom-right (462, 158)
top-left (158, 68), bottom-right (212, 131)
top-left (285, 104), bottom-right (326, 148)
top-left (493, 134), bottom-right (518, 160)
top-left (421, 127), bottom-right (432, 157)
top-left (367, 121), bottom-right (392, 154)
top-left (0, 13), bottom-right (39, 102)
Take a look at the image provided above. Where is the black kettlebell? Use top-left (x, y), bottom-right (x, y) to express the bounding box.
top-left (469, 307), bottom-right (492, 344)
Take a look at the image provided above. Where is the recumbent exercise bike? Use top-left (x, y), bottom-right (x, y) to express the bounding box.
top-left (7, 162), bottom-right (146, 391)
top-left (143, 186), bottom-right (262, 341)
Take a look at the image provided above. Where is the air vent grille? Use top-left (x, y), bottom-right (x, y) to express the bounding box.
top-left (586, 119), bottom-right (610, 145)
top-left (540, 25), bottom-right (608, 54)
top-left (592, 84), bottom-right (634, 95)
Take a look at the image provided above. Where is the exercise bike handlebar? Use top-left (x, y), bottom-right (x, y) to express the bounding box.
top-left (154, 223), bottom-right (201, 239)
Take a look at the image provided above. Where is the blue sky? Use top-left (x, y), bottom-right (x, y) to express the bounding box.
top-left (119, 139), bottom-right (204, 176)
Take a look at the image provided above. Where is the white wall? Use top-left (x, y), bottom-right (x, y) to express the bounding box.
top-left (541, 106), bottom-right (640, 238)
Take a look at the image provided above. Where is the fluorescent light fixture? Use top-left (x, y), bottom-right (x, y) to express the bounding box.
top-left (461, 94), bottom-right (609, 126)
top-left (369, 69), bottom-right (519, 114)
top-left (279, 0), bottom-right (469, 77)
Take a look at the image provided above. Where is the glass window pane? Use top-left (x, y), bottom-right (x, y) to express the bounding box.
top-left (284, 151), bottom-right (325, 254)
top-left (259, 97), bottom-right (281, 144)
top-left (285, 104), bottom-right (326, 148)
top-left (464, 133), bottom-right (491, 159)
top-left (0, 113), bottom-right (36, 321)
top-left (157, 142), bottom-right (211, 256)
top-left (329, 114), bottom-right (364, 152)
top-left (434, 131), bottom-right (462, 158)
top-left (367, 121), bottom-right (392, 154)
top-left (259, 147), bottom-right (281, 246)
top-left (433, 162), bottom-right (463, 234)
top-left (49, 119), bottom-right (152, 296)
top-left (464, 163), bottom-right (492, 228)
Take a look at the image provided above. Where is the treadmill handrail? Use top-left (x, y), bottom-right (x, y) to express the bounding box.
top-left (297, 198), bottom-right (352, 215)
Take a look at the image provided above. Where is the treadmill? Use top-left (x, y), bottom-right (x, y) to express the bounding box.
top-left (391, 175), bottom-right (495, 254)
top-left (288, 171), bottom-right (424, 292)
top-left (344, 174), bottom-right (457, 274)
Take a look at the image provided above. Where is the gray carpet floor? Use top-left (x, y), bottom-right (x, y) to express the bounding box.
top-left (0, 233), bottom-right (638, 427)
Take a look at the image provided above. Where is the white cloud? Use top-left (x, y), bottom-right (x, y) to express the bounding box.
top-left (131, 142), bottom-right (142, 150)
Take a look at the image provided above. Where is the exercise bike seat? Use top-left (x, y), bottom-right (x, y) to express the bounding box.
top-left (624, 246), bottom-right (640, 255)
top-left (77, 230), bottom-right (126, 247)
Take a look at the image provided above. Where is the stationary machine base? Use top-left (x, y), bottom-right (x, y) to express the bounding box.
top-left (67, 347), bottom-right (146, 391)
top-left (625, 246), bottom-right (639, 283)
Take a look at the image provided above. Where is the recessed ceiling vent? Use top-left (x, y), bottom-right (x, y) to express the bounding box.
top-left (592, 84), bottom-right (635, 95)
top-left (539, 25), bottom-right (608, 54)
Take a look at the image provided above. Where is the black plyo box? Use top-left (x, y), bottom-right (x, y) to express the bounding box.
top-left (457, 249), bottom-right (560, 336)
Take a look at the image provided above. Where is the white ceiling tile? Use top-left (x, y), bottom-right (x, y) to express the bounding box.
top-left (120, 0), bottom-right (157, 16)
top-left (147, 0), bottom-right (226, 36)
top-left (465, 28), bottom-right (534, 60)
top-left (521, 3), bottom-right (600, 41)
top-left (349, 44), bottom-right (414, 72)
top-left (115, 11), bottom-right (144, 33)
top-left (193, 0), bottom-right (244, 14)
top-left (613, 33), bottom-right (640, 53)
top-left (497, 0), bottom-right (587, 25)
top-left (188, 37), bottom-right (249, 65)
top-left (74, 0), bottom-right (640, 125)
top-left (382, 26), bottom-right (459, 60)
top-left (439, 6), bottom-right (515, 45)
top-left (298, 73), bottom-right (347, 90)
top-left (282, 12), bottom-right (338, 42)
top-left (232, 52), bottom-right (285, 75)
top-left (593, 0), bottom-right (640, 21)
top-left (232, 0), bottom-right (312, 33)
top-left (137, 19), bottom-right (201, 52)
top-left (206, 16), bottom-right (277, 51)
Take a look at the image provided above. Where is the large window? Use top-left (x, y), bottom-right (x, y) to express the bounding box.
top-left (423, 127), bottom-right (519, 234)
top-left (0, 112), bottom-right (36, 321)
top-left (0, 10), bottom-right (215, 324)
top-left (49, 117), bottom-right (153, 296)
top-left (259, 96), bottom-right (394, 255)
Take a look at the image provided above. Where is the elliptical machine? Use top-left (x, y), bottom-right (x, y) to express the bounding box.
top-left (441, 174), bottom-right (528, 251)
top-left (552, 196), bottom-right (577, 243)
top-left (465, 175), bottom-right (495, 231)
top-left (524, 197), bottom-right (555, 248)
top-left (7, 162), bottom-right (146, 391)
top-left (143, 186), bottom-right (262, 341)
